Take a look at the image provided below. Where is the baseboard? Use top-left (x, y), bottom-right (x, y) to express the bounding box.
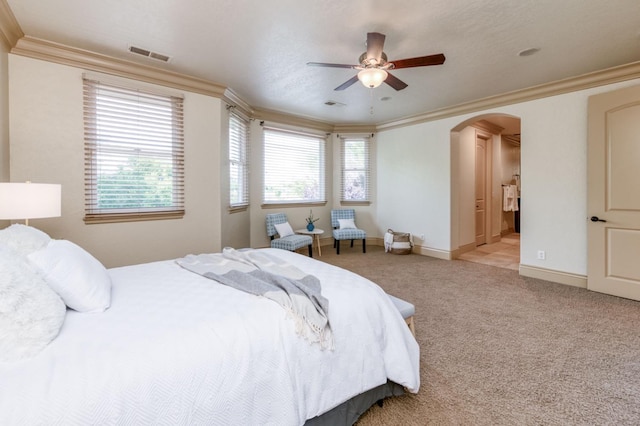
top-left (501, 228), bottom-right (516, 236)
top-left (451, 242), bottom-right (476, 259)
top-left (413, 245), bottom-right (452, 260)
top-left (364, 238), bottom-right (453, 260)
top-left (519, 264), bottom-right (587, 288)
top-left (322, 237), bottom-right (587, 289)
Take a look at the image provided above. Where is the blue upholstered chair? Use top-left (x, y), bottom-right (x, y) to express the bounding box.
top-left (330, 209), bottom-right (366, 255)
top-left (266, 213), bottom-right (313, 257)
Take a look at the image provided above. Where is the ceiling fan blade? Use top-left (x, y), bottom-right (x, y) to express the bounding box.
top-left (391, 53), bottom-right (446, 69)
top-left (384, 72), bottom-right (408, 91)
top-left (307, 62), bottom-right (358, 69)
top-left (334, 75), bottom-right (359, 91)
top-left (366, 32), bottom-right (386, 63)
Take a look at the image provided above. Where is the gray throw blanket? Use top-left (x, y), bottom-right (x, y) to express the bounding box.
top-left (176, 248), bottom-right (333, 349)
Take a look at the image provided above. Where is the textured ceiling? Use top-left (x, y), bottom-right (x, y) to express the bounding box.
top-left (7, 0), bottom-right (640, 126)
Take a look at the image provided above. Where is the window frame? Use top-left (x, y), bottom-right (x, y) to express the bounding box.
top-left (262, 127), bottom-right (327, 207)
top-left (83, 78), bottom-right (185, 224)
top-left (228, 110), bottom-right (250, 211)
top-left (340, 136), bottom-right (372, 205)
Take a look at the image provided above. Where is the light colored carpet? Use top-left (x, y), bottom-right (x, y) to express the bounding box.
top-left (317, 245), bottom-right (640, 425)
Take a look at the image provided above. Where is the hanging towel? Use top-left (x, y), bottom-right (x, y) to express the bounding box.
top-left (503, 185), bottom-right (519, 212)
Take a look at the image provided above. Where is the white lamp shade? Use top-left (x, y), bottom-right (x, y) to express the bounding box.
top-left (0, 183), bottom-right (62, 220)
top-left (358, 68), bottom-right (388, 88)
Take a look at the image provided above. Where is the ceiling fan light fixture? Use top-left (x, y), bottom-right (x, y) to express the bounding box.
top-left (358, 68), bottom-right (388, 88)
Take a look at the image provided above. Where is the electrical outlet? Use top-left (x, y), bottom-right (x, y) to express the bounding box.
top-left (537, 250), bottom-right (546, 260)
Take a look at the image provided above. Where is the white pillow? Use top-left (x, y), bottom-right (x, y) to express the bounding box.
top-left (0, 224), bottom-right (51, 257)
top-left (0, 243), bottom-right (66, 362)
top-left (274, 221), bottom-right (295, 238)
top-left (338, 218), bottom-right (357, 229)
top-left (28, 240), bottom-right (111, 313)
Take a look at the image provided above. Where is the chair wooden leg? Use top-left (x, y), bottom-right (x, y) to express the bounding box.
top-left (363, 239), bottom-right (366, 253)
top-left (350, 239), bottom-right (354, 248)
top-left (406, 316), bottom-right (415, 336)
top-left (336, 240), bottom-right (340, 255)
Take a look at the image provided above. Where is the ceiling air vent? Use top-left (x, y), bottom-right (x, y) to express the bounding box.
top-left (128, 45), bottom-right (171, 62)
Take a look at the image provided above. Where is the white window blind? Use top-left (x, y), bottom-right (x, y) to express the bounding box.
top-left (229, 111), bottom-right (250, 208)
top-left (263, 128), bottom-right (326, 204)
top-left (341, 137), bottom-right (371, 202)
top-left (83, 78), bottom-right (185, 223)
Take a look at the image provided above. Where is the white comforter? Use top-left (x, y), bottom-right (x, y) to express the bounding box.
top-left (0, 249), bottom-right (419, 425)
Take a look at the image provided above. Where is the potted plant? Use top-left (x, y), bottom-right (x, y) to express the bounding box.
top-left (305, 209), bottom-right (319, 231)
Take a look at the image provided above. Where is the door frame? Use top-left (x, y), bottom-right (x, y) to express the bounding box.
top-left (475, 130), bottom-right (492, 246)
top-left (450, 114), bottom-right (522, 259)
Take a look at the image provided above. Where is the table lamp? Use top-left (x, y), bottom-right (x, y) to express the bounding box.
top-left (0, 182), bottom-right (62, 225)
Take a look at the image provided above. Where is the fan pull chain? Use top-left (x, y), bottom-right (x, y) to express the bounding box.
top-left (369, 89), bottom-right (374, 116)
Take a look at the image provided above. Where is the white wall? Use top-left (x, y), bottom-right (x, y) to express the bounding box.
top-left (456, 126), bottom-right (476, 248)
top-left (8, 49), bottom-right (640, 280)
top-left (377, 78), bottom-right (640, 277)
top-left (9, 55), bottom-right (222, 267)
top-left (377, 122), bottom-right (451, 252)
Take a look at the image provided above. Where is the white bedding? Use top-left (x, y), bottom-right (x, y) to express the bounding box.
top-left (0, 248), bottom-right (419, 425)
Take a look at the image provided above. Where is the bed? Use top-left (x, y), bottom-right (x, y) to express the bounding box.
top-left (0, 226), bottom-right (419, 425)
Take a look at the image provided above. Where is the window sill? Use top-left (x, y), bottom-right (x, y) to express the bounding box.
top-left (261, 201), bottom-right (327, 209)
top-left (84, 210), bottom-right (185, 224)
top-left (228, 205), bottom-right (249, 213)
top-left (340, 201), bottom-right (371, 206)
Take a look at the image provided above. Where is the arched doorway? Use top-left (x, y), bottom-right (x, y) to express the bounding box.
top-left (450, 113), bottom-right (521, 270)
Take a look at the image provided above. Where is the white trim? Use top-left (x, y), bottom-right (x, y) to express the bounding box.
top-left (0, 0), bottom-right (23, 49)
top-left (377, 60), bottom-right (640, 131)
top-left (412, 244), bottom-right (452, 260)
top-left (519, 264), bottom-right (587, 288)
top-left (82, 71), bottom-right (185, 99)
top-left (12, 36), bottom-right (225, 98)
top-left (7, 30), bottom-right (640, 133)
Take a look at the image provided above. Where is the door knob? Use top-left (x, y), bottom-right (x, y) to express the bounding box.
top-left (590, 216), bottom-right (606, 223)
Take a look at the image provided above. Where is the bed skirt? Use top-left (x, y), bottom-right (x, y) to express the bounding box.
top-left (305, 381), bottom-right (405, 426)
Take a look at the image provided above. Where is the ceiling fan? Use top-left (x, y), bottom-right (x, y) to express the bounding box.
top-left (307, 32), bottom-right (445, 91)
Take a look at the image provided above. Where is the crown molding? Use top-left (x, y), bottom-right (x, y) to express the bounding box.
top-left (252, 107), bottom-right (334, 133)
top-left (7, 26), bottom-right (640, 133)
top-left (0, 0), bottom-right (23, 49)
top-left (376, 60), bottom-right (640, 131)
top-left (223, 88), bottom-right (254, 118)
top-left (11, 36), bottom-right (226, 98)
top-left (333, 125), bottom-right (377, 134)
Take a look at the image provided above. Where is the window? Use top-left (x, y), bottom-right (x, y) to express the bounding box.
top-left (229, 111), bottom-right (250, 209)
top-left (83, 78), bottom-right (184, 223)
top-left (263, 127), bottom-right (326, 204)
top-left (341, 137), bottom-right (371, 203)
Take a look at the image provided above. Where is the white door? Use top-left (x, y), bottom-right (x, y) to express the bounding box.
top-left (475, 137), bottom-right (486, 246)
top-left (587, 84), bottom-right (640, 300)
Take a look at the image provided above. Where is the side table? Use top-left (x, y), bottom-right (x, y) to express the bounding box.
top-left (295, 228), bottom-right (324, 256)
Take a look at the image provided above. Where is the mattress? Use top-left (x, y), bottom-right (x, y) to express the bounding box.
top-left (0, 248), bottom-right (419, 425)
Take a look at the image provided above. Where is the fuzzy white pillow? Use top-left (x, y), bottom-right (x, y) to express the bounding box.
top-left (0, 224), bottom-right (51, 257)
top-left (338, 218), bottom-right (357, 229)
top-left (28, 240), bottom-right (112, 313)
top-left (0, 243), bottom-right (66, 362)
top-left (274, 221), bottom-right (295, 238)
